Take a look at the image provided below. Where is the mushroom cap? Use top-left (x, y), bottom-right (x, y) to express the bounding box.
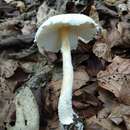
top-left (35, 13), bottom-right (98, 53)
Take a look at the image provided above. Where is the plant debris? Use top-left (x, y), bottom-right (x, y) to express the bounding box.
top-left (0, 0), bottom-right (130, 130)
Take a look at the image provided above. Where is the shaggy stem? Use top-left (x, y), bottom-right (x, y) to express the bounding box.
top-left (58, 27), bottom-right (74, 125)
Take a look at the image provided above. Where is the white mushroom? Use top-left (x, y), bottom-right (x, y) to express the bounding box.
top-left (35, 13), bottom-right (98, 129)
top-left (7, 87), bottom-right (39, 130)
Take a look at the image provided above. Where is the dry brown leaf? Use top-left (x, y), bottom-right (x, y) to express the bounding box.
top-left (106, 20), bottom-right (130, 51)
top-left (21, 21), bottom-right (36, 35)
top-left (0, 77), bottom-right (12, 96)
top-left (117, 22), bottom-right (130, 47)
top-left (89, 5), bottom-right (99, 24)
top-left (127, 0), bottom-right (130, 11)
top-left (93, 42), bottom-right (112, 62)
top-left (97, 56), bottom-right (130, 105)
top-left (107, 29), bottom-right (121, 48)
top-left (36, 1), bottom-right (58, 26)
top-left (0, 77), bottom-right (14, 126)
top-left (85, 55), bottom-right (106, 76)
top-left (0, 59), bottom-right (18, 78)
top-left (19, 62), bottom-right (36, 73)
top-left (104, 0), bottom-right (117, 5)
top-left (72, 86), bottom-right (102, 118)
top-left (109, 104), bottom-right (130, 126)
top-left (11, 1), bottom-right (26, 12)
top-left (123, 116), bottom-right (130, 130)
top-left (86, 123), bottom-right (107, 130)
top-left (47, 115), bottom-right (60, 130)
top-left (98, 89), bottom-right (118, 110)
top-left (74, 67), bottom-right (90, 90)
top-left (86, 115), bottom-right (121, 130)
top-left (0, 20), bottom-right (21, 39)
top-left (4, 0), bottom-right (25, 12)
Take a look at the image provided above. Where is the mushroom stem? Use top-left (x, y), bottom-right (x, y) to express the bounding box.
top-left (58, 27), bottom-right (74, 125)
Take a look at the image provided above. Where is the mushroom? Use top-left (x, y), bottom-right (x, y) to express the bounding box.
top-left (35, 13), bottom-right (98, 129)
top-left (7, 87), bottom-right (39, 130)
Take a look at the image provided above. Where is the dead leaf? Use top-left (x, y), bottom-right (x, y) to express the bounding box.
top-left (127, 0), bottom-right (130, 11)
top-left (96, 2), bottom-right (118, 17)
top-left (107, 29), bottom-right (121, 48)
top-left (93, 42), bottom-right (112, 62)
top-left (89, 5), bottom-right (99, 24)
top-left (36, 1), bottom-right (58, 26)
top-left (72, 90), bottom-right (102, 118)
top-left (117, 22), bottom-right (130, 47)
top-left (104, 0), bottom-right (117, 6)
top-left (109, 104), bottom-right (130, 125)
top-left (47, 115), bottom-right (60, 130)
top-left (74, 67), bottom-right (90, 90)
top-left (21, 20), bottom-right (36, 35)
top-left (3, 0), bottom-right (25, 13)
top-left (0, 20), bottom-right (21, 40)
top-left (0, 77), bottom-right (14, 126)
top-left (86, 115), bottom-right (121, 130)
top-left (123, 116), bottom-right (130, 130)
top-left (15, 1), bottom-right (26, 12)
top-left (86, 122), bottom-right (107, 130)
top-left (0, 77), bottom-right (12, 97)
top-left (0, 59), bottom-right (18, 78)
top-left (19, 62), bottom-right (36, 73)
top-left (97, 56), bottom-right (130, 105)
top-left (85, 54), bottom-right (106, 76)
top-left (98, 89), bottom-right (118, 110)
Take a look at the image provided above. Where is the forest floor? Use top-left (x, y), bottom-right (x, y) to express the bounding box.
top-left (0, 0), bottom-right (130, 130)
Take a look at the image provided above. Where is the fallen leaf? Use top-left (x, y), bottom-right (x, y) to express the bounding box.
top-left (107, 29), bottom-right (121, 48)
top-left (96, 2), bottom-right (118, 17)
top-left (36, 1), bottom-right (58, 26)
top-left (16, 1), bottom-right (26, 12)
top-left (93, 42), bottom-right (112, 62)
top-left (97, 56), bottom-right (130, 105)
top-left (0, 59), bottom-right (18, 78)
top-left (85, 54), bottom-right (106, 76)
top-left (98, 89), bottom-right (118, 110)
top-left (123, 116), bottom-right (130, 130)
top-left (127, 0), bottom-right (130, 11)
top-left (11, 1), bottom-right (26, 12)
top-left (0, 77), bottom-right (14, 126)
top-left (21, 20), bottom-right (36, 35)
top-left (74, 67), bottom-right (90, 90)
top-left (117, 22), bottom-right (130, 47)
top-left (109, 104), bottom-right (130, 126)
top-left (86, 115), bottom-right (121, 130)
top-left (104, 0), bottom-right (117, 6)
top-left (86, 122), bottom-right (107, 130)
top-left (89, 5), bottom-right (99, 24)
top-left (73, 90), bottom-right (102, 118)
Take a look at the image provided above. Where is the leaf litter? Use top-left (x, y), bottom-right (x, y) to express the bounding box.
top-left (0, 0), bottom-right (130, 130)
